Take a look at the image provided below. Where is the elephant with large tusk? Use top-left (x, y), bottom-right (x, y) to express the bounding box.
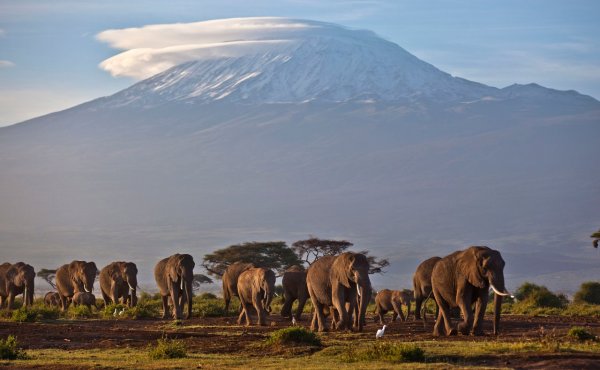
top-left (431, 246), bottom-right (510, 336)
top-left (306, 252), bottom-right (372, 332)
top-left (55, 260), bottom-right (98, 311)
top-left (154, 254), bottom-right (195, 320)
top-left (0, 262), bottom-right (35, 310)
top-left (99, 261), bottom-right (139, 307)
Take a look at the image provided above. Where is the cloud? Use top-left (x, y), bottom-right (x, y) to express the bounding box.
top-left (96, 17), bottom-right (347, 80)
top-left (0, 60), bottom-right (15, 68)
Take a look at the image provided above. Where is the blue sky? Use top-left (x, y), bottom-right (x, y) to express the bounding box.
top-left (0, 0), bottom-right (599, 126)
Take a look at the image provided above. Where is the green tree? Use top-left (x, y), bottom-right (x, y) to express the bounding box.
top-left (574, 281), bottom-right (600, 304)
top-left (202, 241), bottom-right (303, 278)
top-left (591, 229), bottom-right (600, 248)
top-left (291, 237), bottom-right (389, 274)
top-left (37, 268), bottom-right (57, 289)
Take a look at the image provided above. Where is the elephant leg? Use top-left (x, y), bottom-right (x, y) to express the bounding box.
top-left (280, 296), bottom-right (294, 318)
top-left (433, 290), bottom-right (454, 336)
top-left (392, 301), bottom-right (405, 322)
top-left (59, 295), bottom-right (70, 312)
top-left (472, 292), bottom-right (488, 336)
top-left (101, 290), bottom-right (111, 307)
top-left (376, 306), bottom-right (385, 325)
top-left (414, 295), bottom-right (422, 320)
top-left (161, 295), bottom-right (169, 319)
top-left (169, 281), bottom-right (182, 320)
top-left (295, 296), bottom-right (307, 321)
top-left (332, 291), bottom-right (349, 331)
top-left (253, 293), bottom-right (266, 326)
top-left (7, 293), bottom-right (15, 310)
top-left (315, 302), bottom-right (327, 332)
top-left (456, 295), bottom-right (473, 336)
top-left (237, 302), bottom-right (246, 325)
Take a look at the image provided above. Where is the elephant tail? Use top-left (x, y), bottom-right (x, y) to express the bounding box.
top-left (420, 291), bottom-right (434, 324)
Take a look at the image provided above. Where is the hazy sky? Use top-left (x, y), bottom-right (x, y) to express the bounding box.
top-left (1, 0), bottom-right (599, 126)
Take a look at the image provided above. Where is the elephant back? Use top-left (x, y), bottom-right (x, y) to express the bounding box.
top-left (154, 257), bottom-right (170, 295)
top-left (223, 262), bottom-right (254, 298)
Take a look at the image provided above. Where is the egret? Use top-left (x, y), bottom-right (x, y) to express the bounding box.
top-left (118, 308), bottom-right (125, 316)
top-left (292, 317), bottom-right (297, 326)
top-left (113, 308), bottom-right (118, 317)
top-left (376, 325), bottom-right (386, 339)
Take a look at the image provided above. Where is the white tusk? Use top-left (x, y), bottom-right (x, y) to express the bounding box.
top-left (274, 292), bottom-right (280, 297)
top-left (490, 283), bottom-right (512, 298)
top-left (84, 286), bottom-right (91, 293)
top-left (128, 283), bottom-right (135, 291)
top-left (264, 290), bottom-right (268, 300)
top-left (180, 279), bottom-right (184, 290)
top-left (357, 285), bottom-right (361, 297)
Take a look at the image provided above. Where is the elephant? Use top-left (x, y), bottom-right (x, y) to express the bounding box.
top-left (431, 246), bottom-right (511, 336)
top-left (306, 252), bottom-right (372, 332)
top-left (154, 253), bottom-right (195, 320)
top-left (374, 289), bottom-right (413, 324)
top-left (55, 260), bottom-right (98, 311)
top-left (72, 291), bottom-right (98, 310)
top-left (222, 262), bottom-right (254, 313)
top-left (0, 262), bottom-right (35, 309)
top-left (236, 267), bottom-right (276, 326)
top-left (413, 256), bottom-right (442, 321)
top-left (99, 261), bottom-right (138, 307)
top-left (44, 292), bottom-right (61, 307)
top-left (280, 265), bottom-right (308, 321)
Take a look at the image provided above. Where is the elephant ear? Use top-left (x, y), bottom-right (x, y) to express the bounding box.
top-left (332, 253), bottom-right (353, 288)
top-left (167, 259), bottom-right (180, 282)
top-left (458, 247), bottom-right (486, 288)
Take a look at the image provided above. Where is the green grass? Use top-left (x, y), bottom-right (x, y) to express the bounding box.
top-left (147, 337), bottom-right (187, 360)
top-left (266, 327), bottom-right (322, 347)
top-left (340, 342), bottom-right (425, 363)
top-left (0, 336), bottom-right (28, 360)
top-left (568, 326), bottom-right (597, 341)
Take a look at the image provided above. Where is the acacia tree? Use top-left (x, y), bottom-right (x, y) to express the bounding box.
top-left (591, 229), bottom-right (600, 248)
top-left (192, 274), bottom-right (213, 293)
top-left (292, 237), bottom-right (389, 274)
top-left (37, 268), bottom-right (57, 289)
top-left (202, 241), bottom-right (303, 278)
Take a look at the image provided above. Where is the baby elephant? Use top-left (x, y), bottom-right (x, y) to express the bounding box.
top-left (44, 292), bottom-right (61, 307)
top-left (72, 292), bottom-right (98, 310)
top-left (374, 289), bottom-right (413, 324)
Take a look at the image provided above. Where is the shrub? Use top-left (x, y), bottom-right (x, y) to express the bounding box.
top-left (342, 342), bottom-right (425, 363)
top-left (148, 337), bottom-right (187, 359)
top-left (513, 282), bottom-right (568, 309)
top-left (199, 292), bottom-right (218, 300)
top-left (68, 305), bottom-right (95, 319)
top-left (568, 327), bottom-right (596, 341)
top-left (266, 327), bottom-right (322, 347)
top-left (194, 299), bottom-right (226, 317)
top-left (0, 335), bottom-right (28, 360)
top-left (574, 282), bottom-right (600, 305)
top-left (10, 308), bottom-right (37, 323)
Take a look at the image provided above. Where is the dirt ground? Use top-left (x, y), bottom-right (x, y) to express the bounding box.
top-left (2, 314), bottom-right (599, 369)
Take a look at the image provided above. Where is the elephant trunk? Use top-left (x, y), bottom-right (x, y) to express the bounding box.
top-left (488, 274), bottom-right (509, 335)
top-left (357, 283), bottom-right (372, 332)
top-left (184, 276), bottom-right (193, 319)
top-left (263, 285), bottom-right (273, 313)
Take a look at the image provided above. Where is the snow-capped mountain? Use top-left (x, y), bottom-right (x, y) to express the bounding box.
top-left (1, 18), bottom-right (599, 292)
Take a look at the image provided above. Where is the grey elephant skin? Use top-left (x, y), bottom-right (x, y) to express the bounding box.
top-left (237, 267), bottom-right (276, 326)
top-left (281, 265), bottom-right (308, 321)
top-left (0, 262), bottom-right (35, 309)
top-left (222, 262), bottom-right (254, 313)
top-left (306, 252), bottom-right (372, 332)
top-left (431, 246), bottom-right (510, 336)
top-left (154, 253), bottom-right (195, 320)
top-left (99, 261), bottom-right (138, 307)
top-left (44, 292), bottom-right (61, 307)
top-left (413, 256), bottom-right (441, 321)
top-left (72, 291), bottom-right (98, 310)
top-left (374, 289), bottom-right (413, 324)
top-left (55, 260), bottom-right (98, 311)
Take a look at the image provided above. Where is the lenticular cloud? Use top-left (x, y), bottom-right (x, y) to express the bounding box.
top-left (96, 17), bottom-right (338, 80)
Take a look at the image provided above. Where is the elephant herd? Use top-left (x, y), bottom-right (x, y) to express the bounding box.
top-left (0, 246), bottom-right (511, 336)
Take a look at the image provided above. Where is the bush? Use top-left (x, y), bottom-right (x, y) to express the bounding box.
top-left (10, 308), bottom-right (38, 323)
top-left (568, 327), bottom-right (596, 341)
top-left (194, 298), bottom-right (226, 317)
top-left (148, 337), bottom-right (187, 359)
top-left (266, 327), bottom-right (322, 347)
top-left (0, 335), bottom-right (28, 360)
top-left (513, 282), bottom-right (568, 309)
top-left (342, 342), bottom-right (425, 363)
top-left (199, 292), bottom-right (217, 300)
top-left (574, 282), bottom-right (600, 305)
top-left (68, 305), bottom-right (95, 319)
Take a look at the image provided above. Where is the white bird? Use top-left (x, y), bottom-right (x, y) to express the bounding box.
top-left (118, 308), bottom-right (125, 316)
top-left (113, 308), bottom-right (118, 317)
top-left (291, 317), bottom-right (297, 326)
top-left (376, 325), bottom-right (386, 339)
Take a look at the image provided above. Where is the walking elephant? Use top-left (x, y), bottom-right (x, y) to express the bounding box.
top-left (154, 254), bottom-right (194, 320)
top-left (99, 261), bottom-right (138, 307)
top-left (374, 289), bottom-right (413, 324)
top-left (237, 267), bottom-right (276, 326)
top-left (431, 246), bottom-right (511, 336)
top-left (306, 252), bottom-right (372, 332)
top-left (72, 291), bottom-right (98, 310)
top-left (413, 256), bottom-right (441, 321)
top-left (281, 265), bottom-right (308, 321)
top-left (222, 262), bottom-right (254, 313)
top-left (44, 292), bottom-right (61, 307)
top-left (55, 260), bottom-right (98, 311)
top-left (0, 262), bottom-right (35, 309)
